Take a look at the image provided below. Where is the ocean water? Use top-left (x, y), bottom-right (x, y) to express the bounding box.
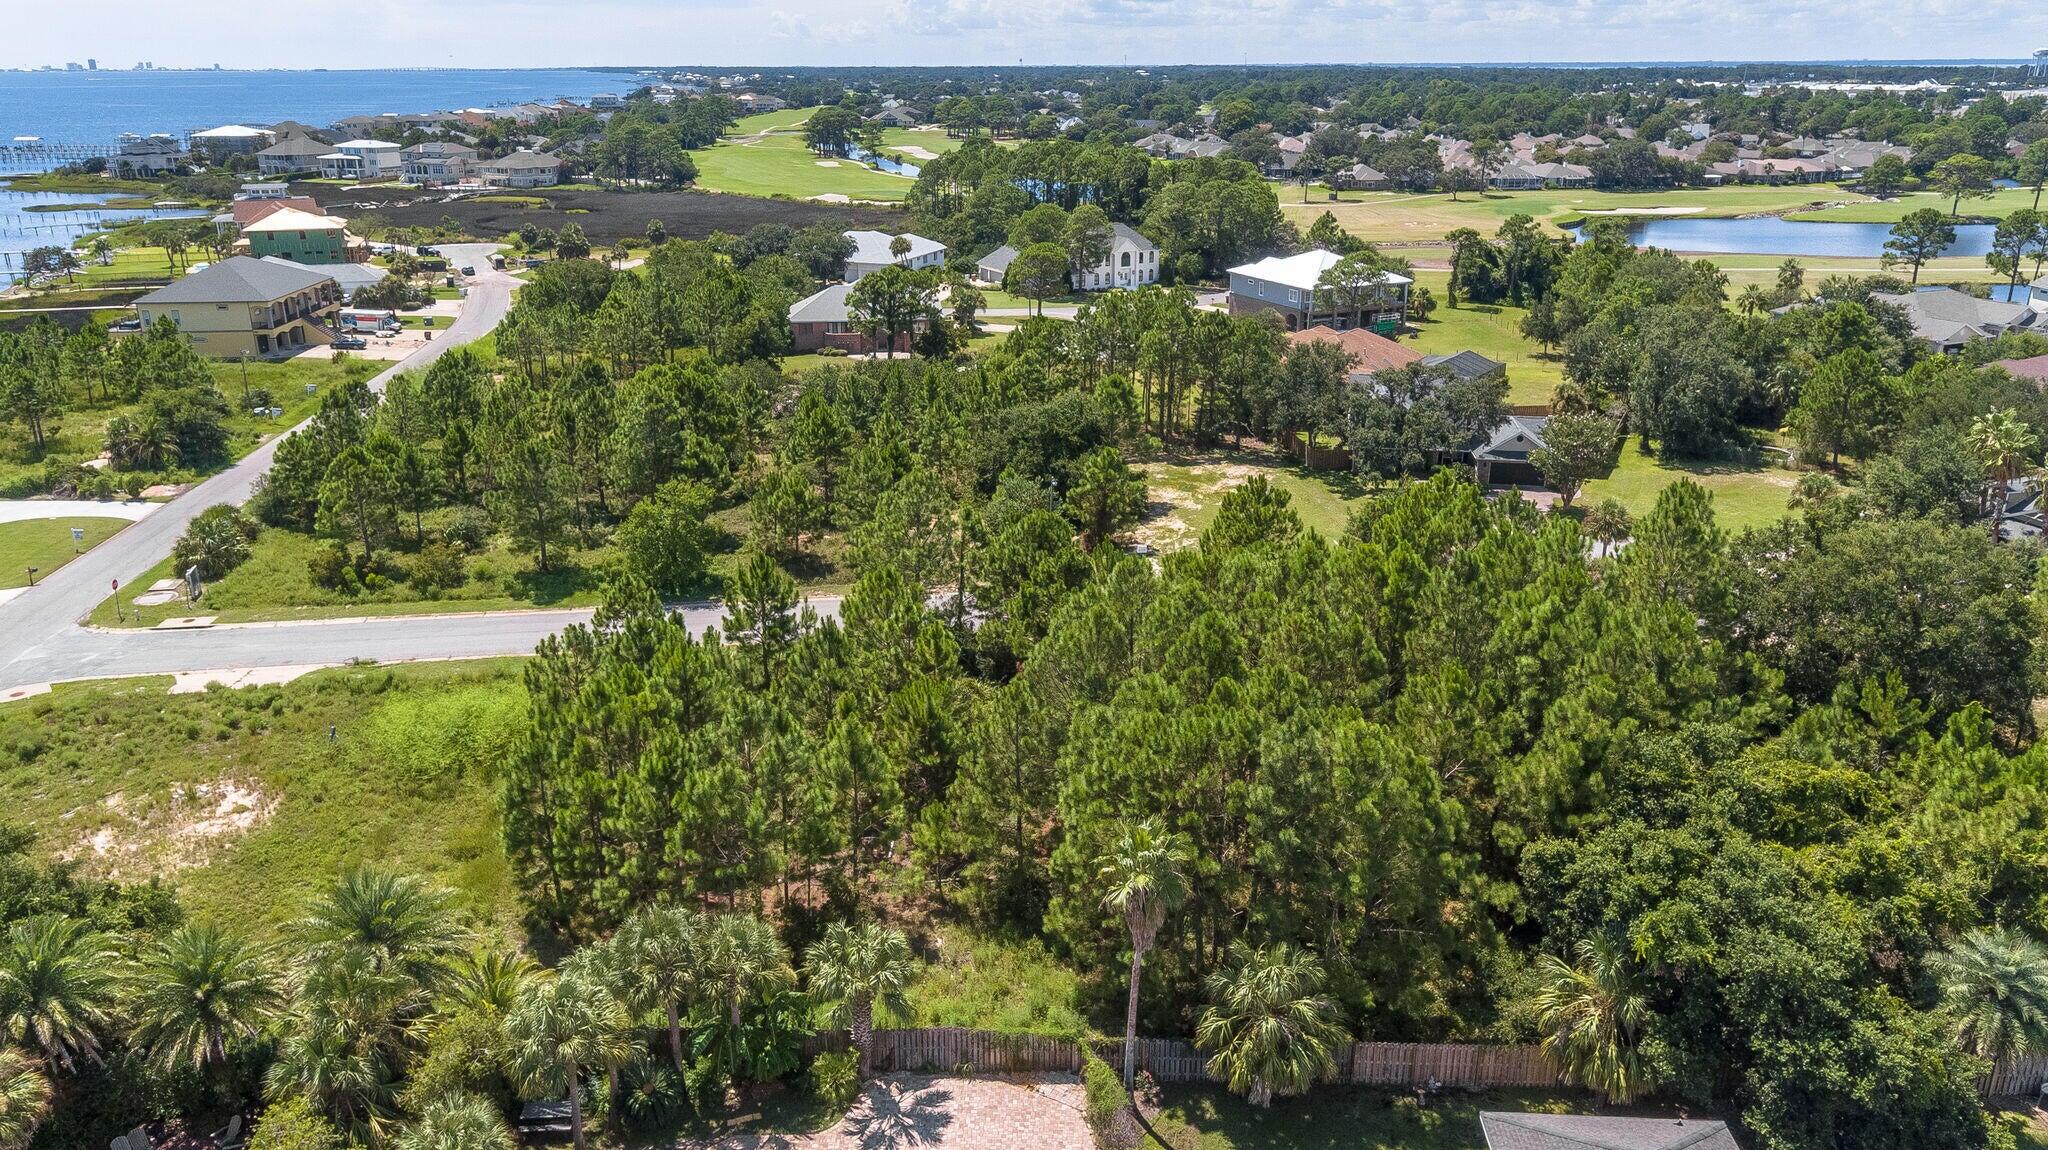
top-left (0, 67), bottom-right (632, 149)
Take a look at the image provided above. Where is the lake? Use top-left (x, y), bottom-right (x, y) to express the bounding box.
top-left (1610, 215), bottom-right (1997, 259)
top-left (0, 189), bottom-right (198, 286)
top-left (0, 67), bottom-right (630, 159)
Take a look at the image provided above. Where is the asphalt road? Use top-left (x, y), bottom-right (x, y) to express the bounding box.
top-left (0, 246), bottom-right (560, 694)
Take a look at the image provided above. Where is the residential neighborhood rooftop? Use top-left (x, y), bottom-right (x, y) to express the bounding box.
top-left (845, 230), bottom-right (946, 266)
top-left (1478, 1113), bottom-right (1739, 1150)
top-left (134, 255), bottom-right (337, 305)
top-left (1229, 249), bottom-right (1412, 292)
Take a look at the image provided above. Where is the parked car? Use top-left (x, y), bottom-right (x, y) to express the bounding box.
top-left (331, 335), bottom-right (367, 350)
top-left (459, 266), bottom-right (476, 277)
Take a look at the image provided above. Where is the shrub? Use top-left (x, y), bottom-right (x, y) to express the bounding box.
top-left (616, 479), bottom-right (714, 597)
top-left (307, 540), bottom-right (353, 590)
top-left (809, 1049), bottom-right (860, 1112)
top-left (1080, 1048), bottom-right (1140, 1150)
top-left (442, 506), bottom-right (492, 551)
top-left (247, 1096), bottom-right (342, 1150)
top-left (354, 684), bottom-right (523, 791)
top-left (408, 542), bottom-right (466, 596)
top-left (171, 505), bottom-right (258, 581)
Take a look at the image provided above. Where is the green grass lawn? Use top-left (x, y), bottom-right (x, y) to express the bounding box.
top-left (0, 517), bottom-right (130, 588)
top-left (978, 288), bottom-right (1082, 310)
top-left (1788, 186), bottom-right (2046, 223)
top-left (1138, 450), bottom-right (1369, 551)
top-left (1287, 185), bottom-right (1870, 244)
top-left (692, 132), bottom-right (918, 201)
top-left (1698, 251), bottom-right (2003, 288)
top-left (48, 247), bottom-right (178, 289)
top-left (1153, 1085), bottom-right (1614, 1150)
top-left (98, 516), bottom-right (614, 628)
top-left (730, 107), bottom-right (817, 134)
top-left (1401, 271), bottom-right (1559, 407)
top-left (2, 173), bottom-right (163, 195)
top-left (1580, 441), bottom-right (1798, 535)
top-left (0, 661), bottom-right (524, 935)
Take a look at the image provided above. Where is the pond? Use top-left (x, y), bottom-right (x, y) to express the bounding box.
top-left (0, 187), bottom-right (199, 286)
top-left (1597, 215), bottom-right (1997, 259)
top-left (846, 147), bottom-right (921, 179)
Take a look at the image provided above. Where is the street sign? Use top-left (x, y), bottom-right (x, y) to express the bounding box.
top-left (70, 527), bottom-right (83, 542)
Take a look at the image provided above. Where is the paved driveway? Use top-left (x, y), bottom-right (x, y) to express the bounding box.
top-left (688, 1075), bottom-right (1091, 1150)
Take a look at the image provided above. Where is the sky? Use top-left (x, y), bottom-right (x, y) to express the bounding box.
top-left (5, 0), bottom-right (2041, 70)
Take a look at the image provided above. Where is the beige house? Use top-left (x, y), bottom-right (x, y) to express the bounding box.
top-left (133, 257), bottom-right (341, 358)
top-left (477, 150), bottom-right (565, 188)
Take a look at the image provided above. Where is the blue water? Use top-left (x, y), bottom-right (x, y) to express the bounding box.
top-left (0, 189), bottom-right (198, 286)
top-left (847, 147), bottom-right (921, 178)
top-left (1609, 216), bottom-right (1998, 259)
top-left (0, 67), bottom-right (630, 152)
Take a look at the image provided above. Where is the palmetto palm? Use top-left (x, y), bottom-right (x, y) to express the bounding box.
top-left (806, 922), bottom-right (915, 1077)
top-left (394, 1091), bottom-right (515, 1150)
top-left (1929, 927), bottom-right (2048, 1062)
top-left (1194, 943), bottom-right (1347, 1107)
top-left (0, 915), bottom-right (124, 1075)
top-left (299, 866), bottom-right (467, 994)
top-left (1099, 820), bottom-right (1191, 1087)
top-left (699, 915), bottom-right (793, 1031)
top-left (131, 922), bottom-right (282, 1071)
top-left (504, 973), bottom-right (632, 1150)
top-left (443, 942), bottom-right (540, 1017)
top-left (1973, 409), bottom-right (2038, 541)
top-left (0, 1048), bottom-right (50, 1150)
top-left (265, 1010), bottom-right (400, 1143)
top-left (1530, 938), bottom-right (1658, 1104)
top-left (617, 905), bottom-right (705, 1071)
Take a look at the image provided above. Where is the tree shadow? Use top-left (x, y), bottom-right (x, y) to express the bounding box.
top-left (843, 1082), bottom-right (955, 1150)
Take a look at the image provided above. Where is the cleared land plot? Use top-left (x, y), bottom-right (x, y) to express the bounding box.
top-left (1581, 442), bottom-right (1797, 535)
top-left (1137, 451), bottom-right (1368, 551)
top-left (0, 516), bottom-right (129, 587)
top-left (0, 661), bottom-right (525, 934)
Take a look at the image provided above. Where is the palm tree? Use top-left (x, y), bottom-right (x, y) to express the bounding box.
top-left (806, 923), bottom-right (915, 1077)
top-left (299, 866), bottom-right (467, 994)
top-left (265, 1010), bottom-right (400, 1142)
top-left (0, 1049), bottom-right (50, 1150)
top-left (88, 236), bottom-right (114, 267)
top-left (1929, 927), bottom-right (2048, 1062)
top-left (504, 973), bottom-right (631, 1150)
top-left (1973, 408), bottom-right (2038, 542)
top-left (443, 943), bottom-right (540, 1016)
top-left (1098, 820), bottom-right (1190, 1087)
top-left (1194, 943), bottom-right (1347, 1108)
top-left (1530, 939), bottom-right (1657, 1104)
top-left (699, 914), bottom-right (793, 1032)
top-left (394, 1091), bottom-right (515, 1150)
top-left (618, 906), bottom-right (704, 1071)
top-left (131, 922), bottom-right (281, 1071)
top-left (0, 916), bottom-right (124, 1075)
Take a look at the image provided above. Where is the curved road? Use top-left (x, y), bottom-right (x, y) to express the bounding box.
top-left (0, 246), bottom-right (594, 695)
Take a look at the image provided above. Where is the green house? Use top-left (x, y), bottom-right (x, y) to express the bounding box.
top-left (242, 207), bottom-right (350, 265)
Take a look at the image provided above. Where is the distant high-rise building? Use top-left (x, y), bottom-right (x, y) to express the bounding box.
top-left (2035, 50), bottom-right (2048, 79)
top-left (86, 59), bottom-right (97, 70)
top-left (64, 62), bottom-right (81, 71)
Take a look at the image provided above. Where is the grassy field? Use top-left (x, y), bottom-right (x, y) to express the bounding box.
top-left (877, 926), bottom-right (1097, 1035)
top-left (1137, 450), bottom-right (1369, 550)
top-left (98, 517), bottom-right (615, 628)
top-left (1286, 185), bottom-right (1869, 244)
top-left (692, 132), bottom-right (918, 201)
top-left (1699, 251), bottom-right (2003, 287)
top-left (0, 661), bottom-right (525, 935)
top-left (730, 107), bottom-right (816, 134)
top-left (1790, 185), bottom-right (2047, 223)
top-left (1401, 271), bottom-right (1560, 407)
top-left (1580, 441), bottom-right (1797, 535)
top-left (1153, 1086), bottom-right (1620, 1150)
top-left (0, 517), bottom-right (130, 588)
top-left (0, 354), bottom-right (372, 497)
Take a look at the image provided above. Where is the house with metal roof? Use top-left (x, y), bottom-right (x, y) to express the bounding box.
top-left (1227, 248), bottom-right (1411, 334)
top-left (133, 256), bottom-right (341, 358)
top-left (189, 124), bottom-right (274, 156)
top-left (1479, 1113), bottom-right (1738, 1150)
top-left (843, 231), bottom-right (947, 281)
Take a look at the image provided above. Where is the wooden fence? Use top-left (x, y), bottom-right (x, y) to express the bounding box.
top-left (801, 1027), bottom-right (1558, 1088)
top-left (1982, 1054), bottom-right (2048, 1097)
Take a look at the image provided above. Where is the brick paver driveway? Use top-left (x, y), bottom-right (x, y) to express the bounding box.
top-left (694, 1074), bottom-right (1093, 1150)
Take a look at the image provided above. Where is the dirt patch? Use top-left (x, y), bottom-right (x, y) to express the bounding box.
top-left (1133, 462), bottom-right (1266, 551)
top-left (292, 182), bottom-right (905, 244)
top-left (686, 1074), bottom-right (1090, 1150)
top-left (59, 778), bottom-right (276, 880)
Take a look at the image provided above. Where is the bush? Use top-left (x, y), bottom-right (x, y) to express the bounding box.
top-left (441, 506), bottom-right (492, 551)
top-left (307, 540), bottom-right (352, 591)
top-left (408, 542), bottom-right (466, 596)
top-left (247, 1096), bottom-right (342, 1150)
top-left (816, 346), bottom-right (849, 358)
top-left (354, 684), bottom-right (523, 791)
top-left (616, 479), bottom-right (714, 597)
top-left (808, 1049), bottom-right (859, 1112)
top-left (171, 505), bottom-right (258, 581)
top-left (1080, 1048), bottom-right (1140, 1150)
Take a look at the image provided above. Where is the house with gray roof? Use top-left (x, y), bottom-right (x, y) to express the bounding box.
top-left (1479, 1113), bottom-right (1738, 1150)
top-left (975, 245), bottom-right (1018, 286)
top-left (1464, 414), bottom-right (1549, 487)
top-left (1424, 350), bottom-right (1508, 382)
top-left (1873, 287), bottom-right (2046, 353)
top-left (843, 230), bottom-right (947, 281)
top-left (133, 256), bottom-right (341, 358)
top-left (787, 282), bottom-right (928, 354)
top-left (1075, 223), bottom-right (1160, 291)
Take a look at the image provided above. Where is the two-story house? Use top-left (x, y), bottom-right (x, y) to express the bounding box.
top-left (842, 231), bottom-right (947, 281)
top-left (318, 140), bottom-right (401, 181)
top-left (1227, 249), bottom-right (1411, 335)
top-left (256, 135), bottom-right (332, 177)
top-left (477, 150), bottom-right (565, 188)
top-left (240, 208), bottom-right (354, 265)
top-left (133, 257), bottom-right (342, 358)
top-left (402, 141), bottom-right (479, 186)
top-left (1074, 223), bottom-right (1160, 291)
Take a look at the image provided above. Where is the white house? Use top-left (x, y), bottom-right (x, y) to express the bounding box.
top-left (189, 124), bottom-right (273, 155)
top-left (842, 231), bottom-right (947, 280)
top-left (401, 141), bottom-right (478, 185)
top-left (318, 140), bottom-right (401, 181)
top-left (1226, 248), bottom-right (1412, 334)
top-left (1074, 223), bottom-right (1160, 291)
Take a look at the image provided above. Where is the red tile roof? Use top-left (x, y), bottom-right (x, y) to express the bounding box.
top-left (1286, 324), bottom-right (1424, 374)
top-left (231, 197), bottom-right (324, 227)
